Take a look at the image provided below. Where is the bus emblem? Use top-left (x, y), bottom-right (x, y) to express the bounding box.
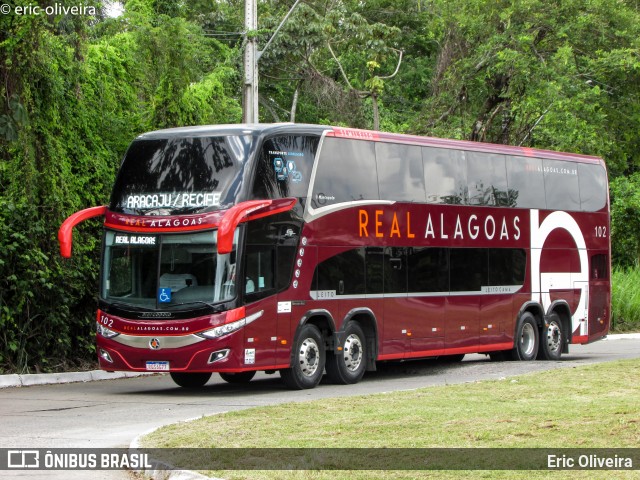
top-left (149, 338), bottom-right (161, 350)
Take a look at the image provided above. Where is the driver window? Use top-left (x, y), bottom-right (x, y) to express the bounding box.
top-left (244, 244), bottom-right (275, 300)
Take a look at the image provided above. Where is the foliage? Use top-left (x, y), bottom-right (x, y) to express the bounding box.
top-left (611, 266), bottom-right (640, 332)
top-left (610, 173), bottom-right (640, 267)
top-left (0, 0), bottom-right (239, 372)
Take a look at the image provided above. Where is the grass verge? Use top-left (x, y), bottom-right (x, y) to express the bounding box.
top-left (612, 266), bottom-right (640, 332)
top-left (140, 359), bottom-right (640, 479)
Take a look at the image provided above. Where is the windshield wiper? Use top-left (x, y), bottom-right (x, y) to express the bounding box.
top-left (164, 300), bottom-right (223, 311)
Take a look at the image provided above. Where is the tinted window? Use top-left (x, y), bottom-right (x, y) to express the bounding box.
top-left (450, 249), bottom-right (488, 292)
top-left (312, 138), bottom-right (378, 207)
top-left (505, 156), bottom-right (546, 209)
top-left (579, 163), bottom-right (607, 212)
top-left (544, 159), bottom-right (580, 210)
top-left (488, 249), bottom-right (526, 286)
top-left (253, 135), bottom-right (320, 205)
top-left (366, 247), bottom-right (384, 294)
top-left (467, 152), bottom-right (509, 206)
top-left (376, 143), bottom-right (426, 202)
top-left (315, 249), bottom-right (365, 295)
top-left (423, 147), bottom-right (467, 204)
top-left (384, 247), bottom-right (407, 294)
top-left (408, 247), bottom-right (449, 292)
top-left (110, 136), bottom-right (251, 215)
top-left (591, 254), bottom-right (608, 280)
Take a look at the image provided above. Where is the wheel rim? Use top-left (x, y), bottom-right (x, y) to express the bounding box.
top-left (298, 337), bottom-right (320, 377)
top-left (520, 322), bottom-right (536, 357)
top-left (546, 322), bottom-right (562, 354)
top-left (343, 334), bottom-right (363, 372)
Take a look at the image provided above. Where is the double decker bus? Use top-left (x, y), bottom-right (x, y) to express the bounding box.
top-left (59, 124), bottom-right (610, 389)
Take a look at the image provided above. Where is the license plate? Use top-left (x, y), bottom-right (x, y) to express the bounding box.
top-left (146, 361), bottom-right (170, 371)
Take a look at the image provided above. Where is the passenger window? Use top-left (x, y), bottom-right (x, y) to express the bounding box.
top-left (365, 247), bottom-right (384, 294)
top-left (450, 248), bottom-right (488, 292)
top-left (506, 156), bottom-right (546, 209)
top-left (579, 163), bottom-right (607, 212)
top-left (488, 249), bottom-right (526, 286)
top-left (423, 147), bottom-right (467, 204)
top-left (467, 152), bottom-right (509, 206)
top-left (314, 248), bottom-right (365, 295)
top-left (384, 247), bottom-right (407, 294)
top-left (312, 138), bottom-right (378, 208)
top-left (376, 143), bottom-right (426, 202)
top-left (253, 135), bottom-right (319, 205)
top-left (544, 159), bottom-right (580, 211)
top-left (407, 247), bottom-right (449, 293)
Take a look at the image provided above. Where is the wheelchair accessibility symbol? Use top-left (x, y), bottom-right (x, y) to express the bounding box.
top-left (158, 288), bottom-right (172, 303)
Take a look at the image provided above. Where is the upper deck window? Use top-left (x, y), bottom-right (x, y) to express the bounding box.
top-left (110, 135), bottom-right (251, 215)
top-left (252, 135), bottom-right (320, 205)
top-left (375, 143), bottom-right (426, 202)
top-left (311, 138), bottom-right (379, 208)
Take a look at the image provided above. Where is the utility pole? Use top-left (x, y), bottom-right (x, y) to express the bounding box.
top-left (243, 0), bottom-right (302, 124)
top-left (243, 0), bottom-right (258, 124)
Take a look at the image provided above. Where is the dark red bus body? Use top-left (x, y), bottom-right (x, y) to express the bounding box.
top-left (60, 124), bottom-right (610, 388)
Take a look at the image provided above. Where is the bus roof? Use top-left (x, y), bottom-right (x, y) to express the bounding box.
top-left (135, 123), bottom-right (604, 165)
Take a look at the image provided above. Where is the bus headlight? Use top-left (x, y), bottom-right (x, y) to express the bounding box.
top-left (96, 322), bottom-right (120, 339)
top-left (197, 310), bottom-right (263, 339)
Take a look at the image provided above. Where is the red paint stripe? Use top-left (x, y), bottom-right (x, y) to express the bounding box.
top-left (377, 342), bottom-right (513, 361)
top-left (571, 334), bottom-right (589, 344)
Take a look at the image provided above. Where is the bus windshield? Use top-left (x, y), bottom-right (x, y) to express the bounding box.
top-left (109, 135), bottom-right (252, 215)
top-left (101, 230), bottom-right (238, 310)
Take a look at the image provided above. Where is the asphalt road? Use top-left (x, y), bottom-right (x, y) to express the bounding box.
top-left (1, 336), bottom-right (638, 480)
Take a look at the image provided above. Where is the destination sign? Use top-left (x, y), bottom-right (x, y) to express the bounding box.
top-left (124, 192), bottom-right (221, 210)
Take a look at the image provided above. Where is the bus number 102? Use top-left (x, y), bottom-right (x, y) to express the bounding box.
top-left (99, 315), bottom-right (114, 328)
top-left (594, 226), bottom-right (607, 238)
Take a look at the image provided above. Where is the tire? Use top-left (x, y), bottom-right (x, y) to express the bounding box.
top-left (538, 313), bottom-right (563, 361)
top-left (326, 322), bottom-right (367, 385)
top-left (219, 371), bottom-right (257, 384)
top-left (511, 312), bottom-right (539, 361)
top-left (170, 372), bottom-right (212, 388)
top-left (280, 324), bottom-right (326, 390)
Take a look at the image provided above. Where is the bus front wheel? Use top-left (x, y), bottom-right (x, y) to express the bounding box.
top-left (280, 324), bottom-right (326, 390)
top-left (170, 372), bottom-right (212, 388)
top-left (326, 322), bottom-right (367, 385)
top-left (511, 312), bottom-right (539, 361)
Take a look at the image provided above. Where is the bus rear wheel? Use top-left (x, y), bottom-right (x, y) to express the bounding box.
top-left (219, 371), bottom-right (256, 384)
top-left (280, 324), bottom-right (326, 390)
top-left (326, 322), bottom-right (367, 385)
top-left (170, 372), bottom-right (212, 388)
top-left (538, 313), bottom-right (563, 361)
top-left (511, 312), bottom-right (539, 361)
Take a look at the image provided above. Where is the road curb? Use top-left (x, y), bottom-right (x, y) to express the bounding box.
top-left (0, 370), bottom-right (153, 388)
